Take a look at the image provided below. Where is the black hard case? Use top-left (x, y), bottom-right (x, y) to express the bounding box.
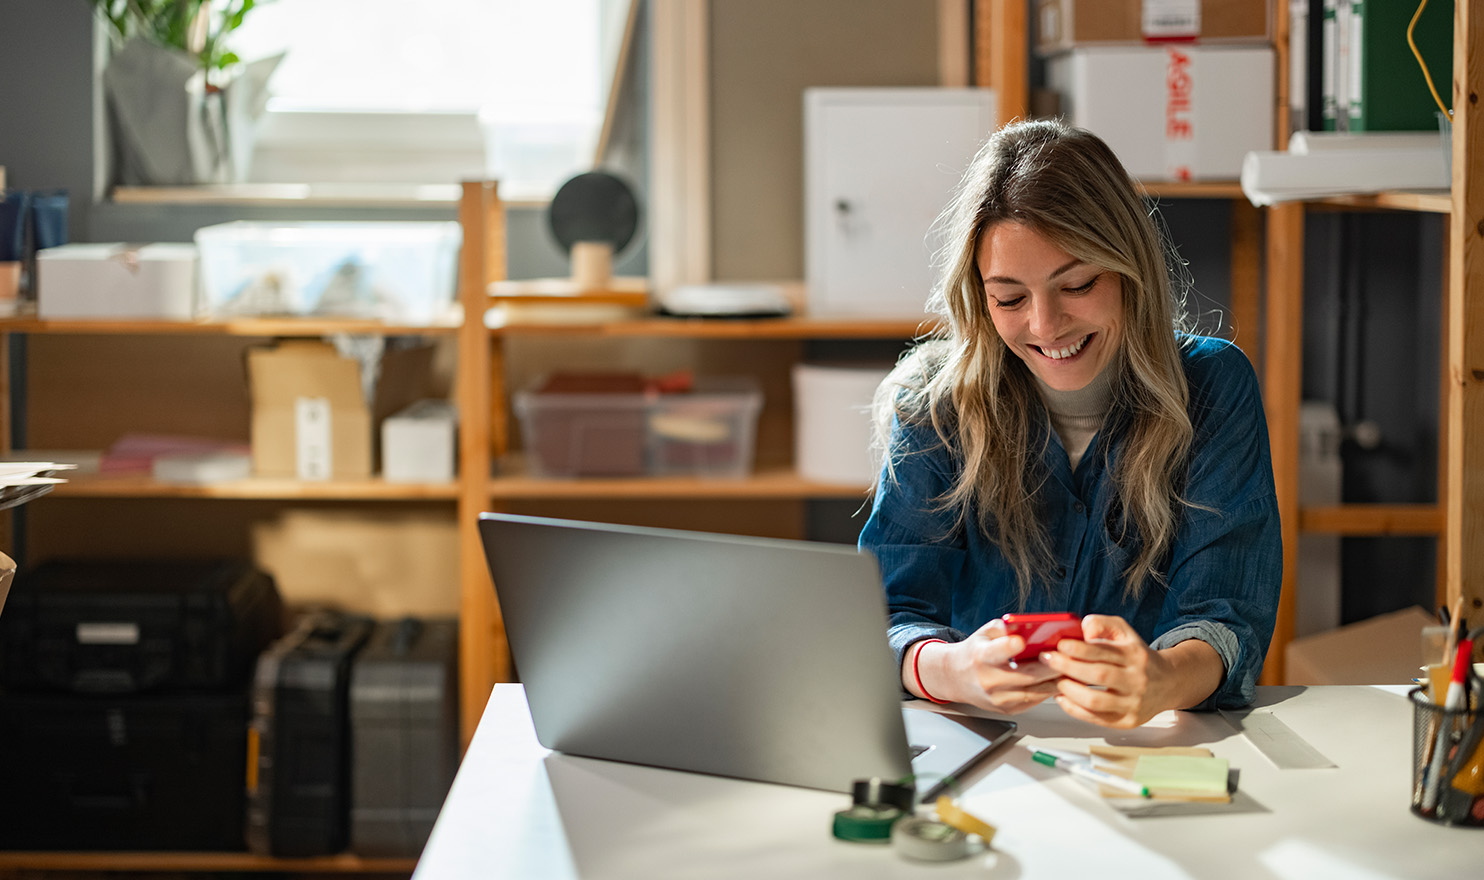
top-left (349, 618), bottom-right (459, 857)
top-left (0, 559), bottom-right (284, 694)
top-left (246, 610), bottom-right (373, 857)
top-left (0, 688), bottom-right (249, 850)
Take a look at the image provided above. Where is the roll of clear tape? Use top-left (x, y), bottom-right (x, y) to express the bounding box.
top-left (891, 816), bottom-right (973, 862)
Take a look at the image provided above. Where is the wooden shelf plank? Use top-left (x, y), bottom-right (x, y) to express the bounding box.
top-left (0, 313), bottom-right (460, 337)
top-left (490, 463), bottom-right (869, 500)
top-left (489, 277), bottom-right (649, 305)
top-left (490, 313), bottom-right (937, 340)
top-left (1141, 181), bottom-right (1246, 199)
top-left (0, 851), bottom-right (416, 873)
top-left (1298, 504), bottom-right (1443, 535)
top-left (48, 475), bottom-right (459, 501)
top-left (1311, 190), bottom-right (1453, 214)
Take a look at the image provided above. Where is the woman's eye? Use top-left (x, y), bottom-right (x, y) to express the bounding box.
top-left (1066, 274), bottom-right (1102, 294)
top-left (992, 296), bottom-right (1024, 309)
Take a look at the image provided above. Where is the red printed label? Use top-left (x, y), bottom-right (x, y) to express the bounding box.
top-left (1164, 47), bottom-right (1196, 181)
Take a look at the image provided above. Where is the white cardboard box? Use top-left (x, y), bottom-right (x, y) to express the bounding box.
top-left (1046, 45), bottom-right (1274, 181)
top-left (36, 243), bottom-right (198, 319)
top-left (792, 363), bottom-right (891, 485)
top-left (381, 399), bottom-right (458, 483)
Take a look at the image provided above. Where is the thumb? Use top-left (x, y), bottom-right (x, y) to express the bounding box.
top-left (971, 617), bottom-right (1024, 664)
top-left (1081, 613), bottom-right (1135, 644)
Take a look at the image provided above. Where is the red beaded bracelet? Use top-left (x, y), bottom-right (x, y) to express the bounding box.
top-left (912, 638), bottom-right (950, 704)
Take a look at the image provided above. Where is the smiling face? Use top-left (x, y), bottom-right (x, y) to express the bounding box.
top-left (977, 221), bottom-right (1125, 392)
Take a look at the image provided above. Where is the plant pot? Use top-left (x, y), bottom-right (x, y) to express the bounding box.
top-left (102, 37), bottom-right (281, 186)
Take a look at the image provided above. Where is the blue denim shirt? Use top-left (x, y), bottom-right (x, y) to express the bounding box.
top-left (859, 336), bottom-right (1281, 710)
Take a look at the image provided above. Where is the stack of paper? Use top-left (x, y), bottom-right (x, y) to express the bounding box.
top-left (0, 461), bottom-right (74, 510)
top-left (1241, 131), bottom-right (1449, 206)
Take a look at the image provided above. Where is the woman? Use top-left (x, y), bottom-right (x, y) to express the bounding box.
top-left (860, 119), bottom-right (1280, 730)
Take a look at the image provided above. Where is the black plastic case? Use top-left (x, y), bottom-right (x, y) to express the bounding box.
top-left (0, 558), bottom-right (284, 694)
top-left (349, 617), bottom-right (459, 857)
top-left (246, 610), bottom-right (374, 857)
top-left (0, 688), bottom-right (250, 850)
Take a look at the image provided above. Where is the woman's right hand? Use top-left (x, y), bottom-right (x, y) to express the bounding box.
top-left (907, 619), bottom-right (1064, 714)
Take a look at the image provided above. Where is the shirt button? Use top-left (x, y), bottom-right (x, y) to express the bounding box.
top-left (1057, 565), bottom-right (1067, 578)
top-left (1074, 501), bottom-right (1086, 514)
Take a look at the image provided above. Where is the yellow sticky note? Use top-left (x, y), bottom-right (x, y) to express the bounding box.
top-left (1131, 755), bottom-right (1230, 795)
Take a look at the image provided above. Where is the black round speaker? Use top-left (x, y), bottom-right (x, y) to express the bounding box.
top-left (547, 171), bottom-right (640, 255)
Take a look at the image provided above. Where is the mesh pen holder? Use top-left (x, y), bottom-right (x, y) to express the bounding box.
top-left (1410, 625), bottom-right (1484, 827)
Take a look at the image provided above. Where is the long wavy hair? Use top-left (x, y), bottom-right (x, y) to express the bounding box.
top-left (874, 118), bottom-right (1195, 605)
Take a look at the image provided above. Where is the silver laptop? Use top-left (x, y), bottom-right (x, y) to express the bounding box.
top-left (478, 512), bottom-right (1015, 803)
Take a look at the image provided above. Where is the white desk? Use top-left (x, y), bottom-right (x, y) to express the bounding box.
top-left (413, 684), bottom-right (1482, 879)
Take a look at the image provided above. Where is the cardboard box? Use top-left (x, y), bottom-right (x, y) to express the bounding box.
top-left (1285, 605), bottom-right (1436, 686)
top-left (36, 243), bottom-right (197, 319)
top-left (1035, 0), bottom-right (1271, 55)
top-left (381, 399), bottom-right (457, 483)
top-left (1046, 45), bottom-right (1274, 181)
top-left (248, 341), bottom-right (433, 480)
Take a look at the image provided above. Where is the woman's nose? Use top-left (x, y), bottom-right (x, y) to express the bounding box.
top-left (1027, 294), bottom-right (1064, 339)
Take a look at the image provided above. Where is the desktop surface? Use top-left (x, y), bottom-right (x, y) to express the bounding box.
top-left (413, 685), bottom-right (1479, 880)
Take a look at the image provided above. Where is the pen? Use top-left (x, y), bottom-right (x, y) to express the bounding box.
top-left (1032, 749), bottom-right (1150, 798)
top-left (1421, 637), bottom-right (1474, 811)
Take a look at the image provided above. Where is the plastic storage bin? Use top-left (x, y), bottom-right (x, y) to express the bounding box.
top-left (194, 221), bottom-right (462, 324)
top-left (515, 378), bottom-right (762, 478)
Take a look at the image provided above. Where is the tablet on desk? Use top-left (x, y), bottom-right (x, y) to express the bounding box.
top-left (478, 512), bottom-right (1015, 802)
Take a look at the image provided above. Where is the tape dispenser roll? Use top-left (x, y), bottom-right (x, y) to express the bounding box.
top-left (833, 777), bottom-right (915, 843)
top-left (831, 804), bottom-right (904, 843)
top-left (891, 816), bottom-right (973, 862)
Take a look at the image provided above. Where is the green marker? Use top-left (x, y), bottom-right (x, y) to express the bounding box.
top-left (1033, 749), bottom-right (1151, 798)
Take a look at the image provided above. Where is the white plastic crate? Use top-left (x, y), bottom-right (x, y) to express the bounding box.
top-left (194, 221), bottom-right (461, 324)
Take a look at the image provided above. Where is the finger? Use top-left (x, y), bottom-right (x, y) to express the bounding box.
top-left (1042, 652), bottom-right (1119, 689)
top-left (1080, 613), bottom-right (1138, 644)
top-left (979, 633), bottom-right (1026, 667)
top-left (1056, 677), bottom-right (1131, 715)
top-left (1046, 636), bottom-right (1128, 665)
top-left (988, 656), bottom-right (1063, 686)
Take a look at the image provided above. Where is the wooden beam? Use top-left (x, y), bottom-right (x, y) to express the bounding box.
top-left (456, 181), bottom-right (508, 745)
top-left (938, 0), bottom-right (971, 87)
top-left (1298, 504), bottom-right (1443, 535)
top-left (974, 0), bottom-right (1027, 125)
top-left (1229, 198), bottom-right (1263, 367)
top-left (1262, 202), bottom-right (1306, 685)
top-left (1445, 0), bottom-right (1484, 622)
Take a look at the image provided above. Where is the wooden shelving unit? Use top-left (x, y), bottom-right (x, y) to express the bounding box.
top-left (1260, 0), bottom-right (1483, 682)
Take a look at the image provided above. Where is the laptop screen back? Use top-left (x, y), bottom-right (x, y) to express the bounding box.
top-left (478, 512), bottom-right (915, 793)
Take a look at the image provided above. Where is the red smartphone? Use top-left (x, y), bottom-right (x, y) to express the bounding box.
top-left (1001, 612), bottom-right (1084, 662)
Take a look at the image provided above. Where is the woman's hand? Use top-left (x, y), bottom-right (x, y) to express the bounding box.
top-left (1040, 614), bottom-right (1223, 729)
top-left (908, 619), bottom-right (1063, 714)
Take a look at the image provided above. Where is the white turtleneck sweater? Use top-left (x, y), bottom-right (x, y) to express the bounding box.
top-left (1034, 367), bottom-right (1113, 471)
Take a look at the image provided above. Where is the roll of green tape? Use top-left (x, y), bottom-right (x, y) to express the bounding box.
top-left (831, 804), bottom-right (904, 843)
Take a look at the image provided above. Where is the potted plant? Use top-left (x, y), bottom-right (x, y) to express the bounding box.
top-left (89, 0), bottom-right (282, 186)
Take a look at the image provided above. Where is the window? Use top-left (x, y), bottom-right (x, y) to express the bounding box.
top-left (230, 0), bottom-right (629, 199)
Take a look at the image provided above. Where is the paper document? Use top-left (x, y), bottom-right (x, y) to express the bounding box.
top-left (0, 462), bottom-right (74, 510)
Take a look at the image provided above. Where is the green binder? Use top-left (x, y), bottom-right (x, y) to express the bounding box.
top-left (1346, 0), bottom-right (1453, 132)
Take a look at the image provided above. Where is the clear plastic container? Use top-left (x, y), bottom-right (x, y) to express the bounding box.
top-left (194, 221), bottom-right (462, 324)
top-left (515, 378), bottom-right (763, 479)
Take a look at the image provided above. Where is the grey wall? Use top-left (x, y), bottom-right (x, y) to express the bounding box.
top-left (708, 0), bottom-right (941, 281)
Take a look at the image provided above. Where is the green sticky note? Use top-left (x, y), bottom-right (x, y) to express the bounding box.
top-left (1131, 755), bottom-right (1230, 795)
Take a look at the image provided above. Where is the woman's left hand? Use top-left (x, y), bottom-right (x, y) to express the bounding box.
top-left (1038, 614), bottom-right (1212, 729)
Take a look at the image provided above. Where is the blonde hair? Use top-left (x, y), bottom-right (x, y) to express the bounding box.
top-left (875, 118), bottom-right (1195, 605)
